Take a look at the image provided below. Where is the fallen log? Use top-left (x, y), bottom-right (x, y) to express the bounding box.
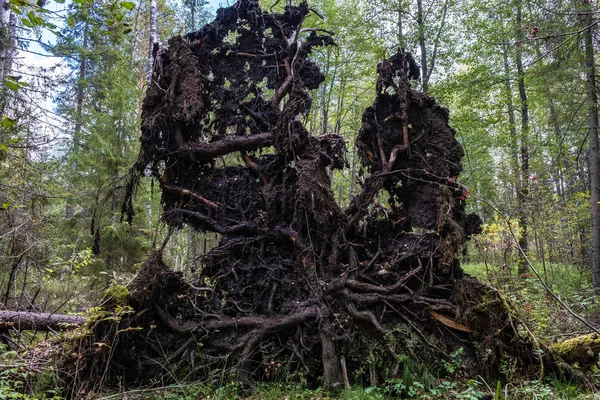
top-left (0, 310), bottom-right (86, 331)
top-left (551, 333), bottom-right (600, 365)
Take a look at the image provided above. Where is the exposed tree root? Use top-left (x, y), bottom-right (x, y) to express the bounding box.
top-left (51, 0), bottom-right (592, 395)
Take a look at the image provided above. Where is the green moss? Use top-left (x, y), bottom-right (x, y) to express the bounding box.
top-left (59, 327), bottom-right (91, 356)
top-left (551, 333), bottom-right (600, 361)
top-left (105, 284), bottom-right (129, 305)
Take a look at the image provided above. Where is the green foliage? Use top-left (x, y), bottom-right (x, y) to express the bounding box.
top-left (0, 344), bottom-right (63, 400)
top-left (463, 262), bottom-right (599, 342)
top-left (105, 284), bottom-right (129, 304)
top-left (105, 379), bottom-right (594, 400)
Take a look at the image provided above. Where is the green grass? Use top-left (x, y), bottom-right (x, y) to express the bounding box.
top-left (91, 380), bottom-right (598, 399)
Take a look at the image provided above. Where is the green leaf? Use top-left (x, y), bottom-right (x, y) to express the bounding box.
top-left (4, 79), bottom-right (19, 90)
top-left (1, 116), bottom-right (18, 128)
top-left (1, 201), bottom-right (10, 210)
top-left (120, 1), bottom-right (135, 10)
top-left (7, 138), bottom-right (20, 144)
top-left (115, 12), bottom-right (124, 21)
top-left (21, 18), bottom-right (33, 28)
top-left (67, 15), bottom-right (75, 28)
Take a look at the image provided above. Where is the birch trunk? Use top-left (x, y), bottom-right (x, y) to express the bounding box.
top-left (147, 0), bottom-right (159, 86)
top-left (416, 0), bottom-right (428, 93)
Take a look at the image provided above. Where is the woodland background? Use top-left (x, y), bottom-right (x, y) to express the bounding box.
top-left (2, 0), bottom-right (600, 397)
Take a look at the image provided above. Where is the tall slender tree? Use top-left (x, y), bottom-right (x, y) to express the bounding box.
top-left (583, 7), bottom-right (600, 286)
top-left (148, 0), bottom-right (158, 85)
top-left (515, 0), bottom-right (530, 272)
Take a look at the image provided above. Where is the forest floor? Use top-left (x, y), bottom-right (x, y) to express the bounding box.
top-left (3, 262), bottom-right (600, 399)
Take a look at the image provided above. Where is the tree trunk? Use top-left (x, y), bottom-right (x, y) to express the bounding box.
top-left (147, 0), bottom-right (159, 85)
top-left (0, 310), bottom-right (86, 331)
top-left (502, 44), bottom-right (519, 176)
top-left (0, 0), bottom-right (16, 113)
top-left (190, 0), bottom-right (196, 31)
top-left (73, 18), bottom-right (89, 157)
top-left (129, 1), bottom-right (142, 69)
top-left (584, 11), bottom-right (600, 287)
top-left (426, 0), bottom-right (449, 85)
top-left (515, 1), bottom-right (529, 273)
top-left (503, 43), bottom-right (528, 267)
top-left (0, 0), bottom-right (15, 82)
top-left (534, 42), bottom-right (566, 203)
top-left (416, 0), bottom-right (428, 93)
top-left (66, 17), bottom-right (90, 220)
top-left (551, 333), bottom-right (600, 365)
top-left (397, 0), bottom-right (404, 48)
top-left (2, 255), bottom-right (22, 306)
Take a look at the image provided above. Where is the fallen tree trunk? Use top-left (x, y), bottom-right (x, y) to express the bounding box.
top-left (551, 333), bottom-right (600, 365)
top-left (0, 310), bottom-right (86, 331)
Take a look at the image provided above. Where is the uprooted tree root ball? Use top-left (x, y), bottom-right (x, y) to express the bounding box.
top-left (54, 0), bottom-right (579, 395)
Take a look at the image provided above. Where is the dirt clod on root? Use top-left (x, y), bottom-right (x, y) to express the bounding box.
top-left (64, 0), bottom-right (555, 394)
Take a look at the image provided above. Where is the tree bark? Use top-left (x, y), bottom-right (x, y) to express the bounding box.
top-left (190, 0), bottom-right (196, 31)
top-left (2, 255), bottom-right (22, 306)
top-left (515, 1), bottom-right (529, 273)
top-left (0, 0), bottom-right (16, 113)
top-left (533, 43), bottom-right (566, 203)
top-left (416, 0), bottom-right (428, 93)
top-left (129, 1), bottom-right (142, 69)
top-left (0, 0), bottom-right (15, 83)
top-left (0, 310), bottom-right (86, 331)
top-left (147, 0), bottom-right (159, 85)
top-left (550, 333), bottom-right (600, 365)
top-left (397, 0), bottom-right (404, 48)
top-left (67, 15), bottom-right (90, 220)
top-left (426, 0), bottom-right (449, 85)
top-left (73, 18), bottom-right (89, 160)
top-left (502, 45), bottom-right (519, 172)
top-left (584, 10), bottom-right (600, 287)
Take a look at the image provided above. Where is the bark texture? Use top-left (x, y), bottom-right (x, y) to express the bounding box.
top-left (584, 10), bottom-right (600, 287)
top-left (515, 0), bottom-right (530, 273)
top-left (0, 311), bottom-right (86, 331)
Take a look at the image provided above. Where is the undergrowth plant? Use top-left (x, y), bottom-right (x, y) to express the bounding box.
top-left (0, 344), bottom-right (63, 400)
top-left (462, 262), bottom-right (600, 342)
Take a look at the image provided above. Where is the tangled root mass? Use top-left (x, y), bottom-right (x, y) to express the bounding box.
top-left (72, 0), bottom-right (548, 393)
